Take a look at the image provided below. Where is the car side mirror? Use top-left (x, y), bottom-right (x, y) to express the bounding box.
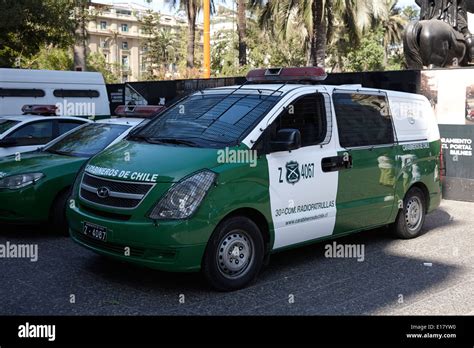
top-left (270, 129), bottom-right (301, 153)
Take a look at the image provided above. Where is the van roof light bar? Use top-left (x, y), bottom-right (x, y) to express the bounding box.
top-left (246, 67), bottom-right (327, 83)
top-left (21, 104), bottom-right (58, 116)
top-left (114, 105), bottom-right (166, 118)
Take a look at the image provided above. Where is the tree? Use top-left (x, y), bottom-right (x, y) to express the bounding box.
top-left (165, 0), bottom-right (200, 68)
top-left (237, 0), bottom-right (247, 66)
top-left (87, 52), bottom-right (121, 83)
top-left (23, 46), bottom-right (74, 71)
top-left (258, 0), bottom-right (385, 67)
top-left (402, 5), bottom-right (420, 21)
top-left (378, 0), bottom-right (406, 67)
top-left (0, 0), bottom-right (75, 68)
top-left (345, 27), bottom-right (385, 72)
top-left (72, 0), bottom-right (91, 71)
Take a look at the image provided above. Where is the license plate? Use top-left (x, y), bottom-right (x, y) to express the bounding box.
top-left (82, 222), bottom-right (107, 242)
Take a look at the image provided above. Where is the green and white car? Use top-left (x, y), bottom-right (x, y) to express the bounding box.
top-left (67, 68), bottom-right (442, 291)
top-left (0, 117), bottom-right (147, 232)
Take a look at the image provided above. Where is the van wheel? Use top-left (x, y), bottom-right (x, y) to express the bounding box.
top-left (50, 189), bottom-right (71, 236)
top-left (392, 187), bottom-right (426, 239)
top-left (202, 216), bottom-right (264, 291)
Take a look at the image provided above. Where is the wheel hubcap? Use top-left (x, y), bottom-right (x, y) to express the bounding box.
top-left (405, 196), bottom-right (423, 232)
top-left (217, 231), bottom-right (253, 279)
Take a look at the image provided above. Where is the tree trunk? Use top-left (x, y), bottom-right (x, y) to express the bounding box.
top-left (310, 0), bottom-right (326, 68)
top-left (237, 0), bottom-right (247, 66)
top-left (73, 1), bottom-right (88, 71)
top-left (186, 2), bottom-right (196, 68)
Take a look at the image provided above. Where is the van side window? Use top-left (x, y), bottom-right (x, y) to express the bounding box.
top-left (272, 93), bottom-right (327, 147)
top-left (0, 88), bottom-right (45, 98)
top-left (333, 93), bottom-right (394, 148)
top-left (53, 90), bottom-right (100, 98)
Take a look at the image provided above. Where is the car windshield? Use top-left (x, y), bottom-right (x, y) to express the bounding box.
top-left (0, 119), bottom-right (21, 134)
top-left (132, 90), bottom-right (282, 148)
top-left (44, 123), bottom-right (130, 157)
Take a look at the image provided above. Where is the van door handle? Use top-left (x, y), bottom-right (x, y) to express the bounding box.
top-left (321, 155), bottom-right (352, 172)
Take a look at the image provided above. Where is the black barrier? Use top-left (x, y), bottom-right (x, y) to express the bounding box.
top-left (107, 77), bottom-right (246, 115)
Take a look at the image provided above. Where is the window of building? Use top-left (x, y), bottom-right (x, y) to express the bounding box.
top-left (0, 88), bottom-right (45, 98)
top-left (121, 23), bottom-right (128, 32)
top-left (99, 38), bottom-right (109, 49)
top-left (100, 21), bottom-right (107, 30)
top-left (117, 9), bottom-right (132, 16)
top-left (122, 55), bottom-right (129, 69)
top-left (333, 93), bottom-right (394, 148)
top-left (270, 93), bottom-right (328, 148)
top-left (122, 41), bottom-right (129, 50)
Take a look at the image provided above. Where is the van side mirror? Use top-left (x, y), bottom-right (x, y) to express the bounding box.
top-left (270, 129), bottom-right (301, 152)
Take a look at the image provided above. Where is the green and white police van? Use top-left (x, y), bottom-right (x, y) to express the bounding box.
top-left (67, 67), bottom-right (443, 291)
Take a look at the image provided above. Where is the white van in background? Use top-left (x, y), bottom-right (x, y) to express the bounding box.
top-left (0, 69), bottom-right (110, 117)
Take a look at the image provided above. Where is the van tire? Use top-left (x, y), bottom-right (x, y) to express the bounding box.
top-left (392, 187), bottom-right (426, 239)
top-left (202, 216), bottom-right (264, 291)
top-left (50, 188), bottom-right (72, 236)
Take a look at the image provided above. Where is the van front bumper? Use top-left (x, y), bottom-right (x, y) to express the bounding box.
top-left (67, 205), bottom-right (211, 272)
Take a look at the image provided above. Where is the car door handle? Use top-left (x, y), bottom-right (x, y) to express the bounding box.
top-left (322, 155), bottom-right (352, 172)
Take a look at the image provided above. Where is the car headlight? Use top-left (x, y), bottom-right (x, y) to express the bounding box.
top-left (148, 170), bottom-right (217, 220)
top-left (0, 173), bottom-right (44, 189)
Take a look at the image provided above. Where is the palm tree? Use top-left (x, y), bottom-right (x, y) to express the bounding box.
top-left (258, 0), bottom-right (385, 67)
top-left (156, 28), bottom-right (177, 65)
top-left (237, 0), bottom-right (247, 66)
top-left (166, 0), bottom-right (216, 68)
top-left (378, 0), bottom-right (407, 67)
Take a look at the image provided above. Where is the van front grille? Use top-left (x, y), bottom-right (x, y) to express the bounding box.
top-left (80, 173), bottom-right (155, 209)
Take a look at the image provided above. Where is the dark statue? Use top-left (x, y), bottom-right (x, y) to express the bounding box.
top-left (404, 0), bottom-right (474, 68)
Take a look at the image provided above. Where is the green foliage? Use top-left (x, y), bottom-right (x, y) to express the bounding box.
top-left (20, 46), bottom-right (120, 83)
top-left (345, 28), bottom-right (385, 72)
top-left (86, 52), bottom-right (121, 84)
top-left (402, 5), bottom-right (420, 21)
top-left (23, 46), bottom-right (74, 71)
top-left (0, 0), bottom-right (76, 68)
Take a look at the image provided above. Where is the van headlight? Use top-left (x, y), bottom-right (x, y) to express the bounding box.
top-left (0, 173), bottom-right (44, 189)
top-left (148, 170), bottom-right (217, 220)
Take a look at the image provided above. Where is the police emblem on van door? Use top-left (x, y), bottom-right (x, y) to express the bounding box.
top-left (286, 161), bottom-right (300, 184)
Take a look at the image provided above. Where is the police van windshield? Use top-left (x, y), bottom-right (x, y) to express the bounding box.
top-left (131, 91), bottom-right (282, 148)
top-left (44, 123), bottom-right (129, 157)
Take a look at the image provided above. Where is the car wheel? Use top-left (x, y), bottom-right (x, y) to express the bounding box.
top-left (202, 216), bottom-right (264, 291)
top-left (50, 188), bottom-right (72, 236)
top-left (392, 187), bottom-right (426, 239)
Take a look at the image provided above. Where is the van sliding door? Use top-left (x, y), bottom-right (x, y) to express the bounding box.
top-left (332, 91), bottom-right (398, 234)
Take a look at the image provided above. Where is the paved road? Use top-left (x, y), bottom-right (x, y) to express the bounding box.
top-left (0, 199), bottom-right (473, 315)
